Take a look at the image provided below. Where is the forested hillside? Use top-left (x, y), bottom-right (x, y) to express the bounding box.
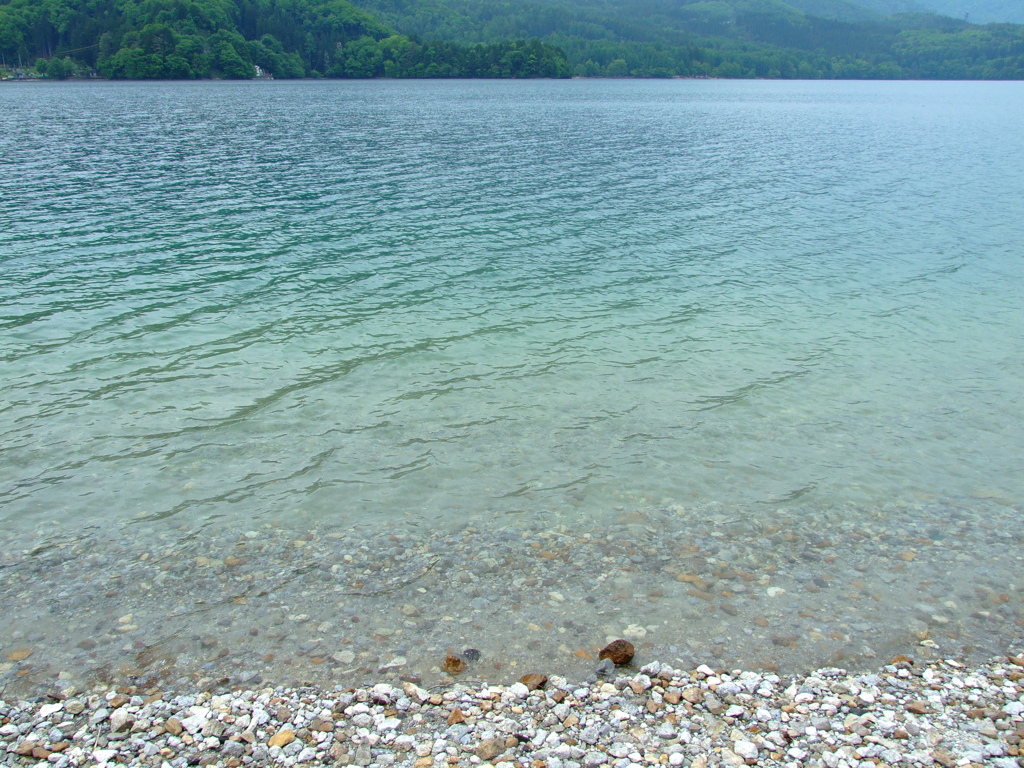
top-left (1, 0), bottom-right (1023, 79)
top-left (346, 0), bottom-right (1024, 77)
top-left (0, 0), bottom-right (573, 77)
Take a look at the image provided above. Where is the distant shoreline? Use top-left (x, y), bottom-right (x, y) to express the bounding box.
top-left (4, 74), bottom-right (1024, 82)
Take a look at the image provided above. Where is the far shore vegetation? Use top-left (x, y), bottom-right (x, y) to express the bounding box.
top-left (2, 0), bottom-right (1023, 80)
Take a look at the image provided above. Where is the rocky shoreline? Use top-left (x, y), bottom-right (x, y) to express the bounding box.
top-left (3, 651), bottom-right (1023, 768)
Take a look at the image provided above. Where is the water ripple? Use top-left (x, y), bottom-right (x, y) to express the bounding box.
top-left (2, 80), bottom-right (1024, 531)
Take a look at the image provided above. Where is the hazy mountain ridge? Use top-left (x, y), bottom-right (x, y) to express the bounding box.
top-left (799, 0), bottom-right (1024, 23)
top-left (914, 0), bottom-right (1024, 24)
top-left (343, 0), bottom-right (1024, 77)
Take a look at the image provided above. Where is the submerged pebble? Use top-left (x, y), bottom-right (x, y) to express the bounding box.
top-left (1, 497), bottom-right (1023, 698)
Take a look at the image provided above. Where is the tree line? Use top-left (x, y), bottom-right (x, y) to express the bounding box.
top-left (347, 0), bottom-right (1024, 78)
top-left (0, 0), bottom-right (571, 78)
top-left (1, 0), bottom-right (1023, 79)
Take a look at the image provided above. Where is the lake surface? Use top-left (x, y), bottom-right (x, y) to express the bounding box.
top-left (1, 79), bottom-right (1022, 695)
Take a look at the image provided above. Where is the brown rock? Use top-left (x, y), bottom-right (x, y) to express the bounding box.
top-left (32, 747), bottom-right (52, 760)
top-left (225, 556), bottom-right (246, 567)
top-left (966, 708), bottom-right (988, 719)
top-left (906, 701), bottom-right (930, 715)
top-left (310, 718), bottom-right (334, 732)
top-left (268, 729), bottom-right (296, 748)
top-left (109, 694), bottom-right (130, 708)
top-left (550, 690), bottom-right (566, 703)
top-left (14, 742), bottom-right (38, 756)
top-left (329, 744), bottom-right (347, 760)
top-left (519, 673), bottom-right (548, 691)
top-left (165, 718), bottom-right (183, 736)
top-left (447, 708), bottom-right (465, 725)
top-left (599, 639), bottom-right (635, 666)
top-left (49, 742), bottom-right (70, 753)
top-left (1009, 654), bottom-right (1024, 668)
top-left (443, 655), bottom-right (467, 675)
top-left (682, 688), bottom-right (704, 704)
top-left (477, 738), bottom-right (505, 760)
top-left (890, 654), bottom-right (915, 666)
top-left (663, 691), bottom-right (681, 705)
top-left (6, 648), bottom-right (33, 662)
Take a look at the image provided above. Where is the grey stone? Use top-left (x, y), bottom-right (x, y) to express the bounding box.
top-left (109, 708), bottom-right (134, 734)
top-left (355, 743), bottom-right (373, 766)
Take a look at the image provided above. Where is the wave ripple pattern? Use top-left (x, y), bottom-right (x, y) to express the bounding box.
top-left (2, 80), bottom-right (1024, 533)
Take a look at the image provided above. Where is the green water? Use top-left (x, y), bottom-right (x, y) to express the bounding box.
top-left (2, 79), bottom-right (1023, 533)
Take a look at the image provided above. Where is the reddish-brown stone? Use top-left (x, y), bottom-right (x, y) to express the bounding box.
top-left (599, 639), bottom-right (635, 666)
top-left (518, 673), bottom-right (548, 691)
top-left (443, 655), bottom-right (467, 675)
top-left (447, 708), bottom-right (465, 725)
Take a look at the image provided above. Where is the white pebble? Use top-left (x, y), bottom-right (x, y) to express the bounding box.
top-left (733, 740), bottom-right (758, 760)
top-left (509, 682), bottom-right (530, 699)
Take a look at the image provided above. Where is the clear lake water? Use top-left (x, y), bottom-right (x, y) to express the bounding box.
top-left (1, 79), bottom-right (1022, 695)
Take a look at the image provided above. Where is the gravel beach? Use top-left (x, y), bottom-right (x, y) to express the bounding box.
top-left (3, 651), bottom-right (1023, 768)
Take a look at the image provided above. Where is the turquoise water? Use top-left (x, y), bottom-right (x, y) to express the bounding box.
top-left (2, 80), bottom-right (1024, 692)
top-left (2, 79), bottom-right (1022, 534)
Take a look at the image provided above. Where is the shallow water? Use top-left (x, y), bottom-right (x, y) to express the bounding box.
top-left (1, 79), bottom-right (1022, 695)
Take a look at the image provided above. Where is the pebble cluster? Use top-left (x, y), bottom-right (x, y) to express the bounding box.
top-left (3, 497), bottom-right (1023, 699)
top-left (3, 652), bottom-right (1023, 768)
